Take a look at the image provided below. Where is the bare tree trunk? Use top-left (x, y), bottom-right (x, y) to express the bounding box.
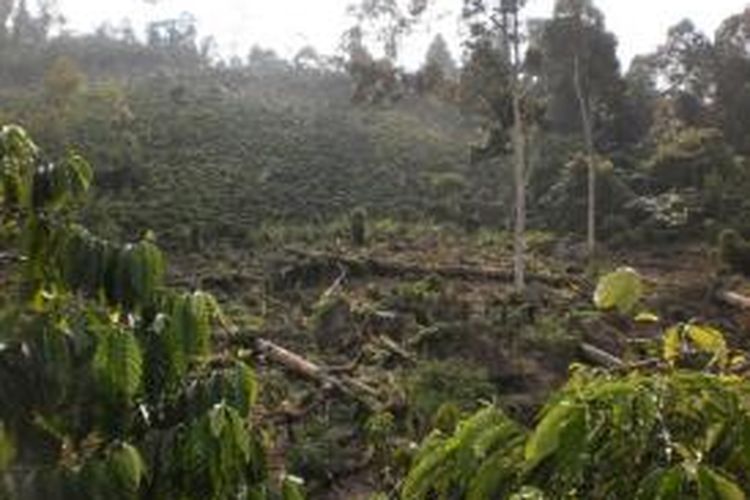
top-left (573, 55), bottom-right (596, 258)
top-left (512, 89), bottom-right (526, 292)
top-left (509, 2), bottom-right (525, 293)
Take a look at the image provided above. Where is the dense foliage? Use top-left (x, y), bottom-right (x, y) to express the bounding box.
top-left (403, 270), bottom-right (750, 499)
top-left (2, 0), bottom-right (750, 498)
top-left (0, 125), bottom-right (301, 498)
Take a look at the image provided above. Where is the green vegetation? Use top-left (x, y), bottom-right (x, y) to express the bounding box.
top-left (403, 270), bottom-right (750, 499)
top-left (0, 127), bottom-right (300, 498)
top-left (2, 0), bottom-right (750, 498)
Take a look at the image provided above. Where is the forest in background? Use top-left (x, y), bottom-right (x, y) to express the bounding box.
top-left (1, 0), bottom-right (748, 250)
top-left (2, 0), bottom-right (750, 498)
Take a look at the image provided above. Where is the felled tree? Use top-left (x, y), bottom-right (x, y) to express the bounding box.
top-left (0, 126), bottom-right (302, 499)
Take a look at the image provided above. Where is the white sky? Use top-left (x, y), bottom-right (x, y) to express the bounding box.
top-left (54, 0), bottom-right (750, 70)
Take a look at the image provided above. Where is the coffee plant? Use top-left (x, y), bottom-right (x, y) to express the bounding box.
top-left (0, 125), bottom-right (302, 499)
top-left (402, 269), bottom-right (750, 499)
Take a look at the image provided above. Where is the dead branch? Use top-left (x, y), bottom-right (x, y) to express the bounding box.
top-left (580, 342), bottom-right (625, 369)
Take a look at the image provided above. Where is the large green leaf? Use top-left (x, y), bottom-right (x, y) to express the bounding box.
top-left (128, 239), bottom-right (165, 307)
top-left (108, 442), bottom-right (147, 495)
top-left (524, 401), bottom-right (582, 469)
top-left (93, 325), bottom-right (143, 402)
top-left (594, 267), bottom-right (644, 314)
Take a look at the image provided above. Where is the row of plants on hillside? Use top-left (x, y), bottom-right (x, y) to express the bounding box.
top-left (2, 0), bottom-right (748, 255)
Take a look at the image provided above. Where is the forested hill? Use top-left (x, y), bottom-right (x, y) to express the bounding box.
top-left (3, 2), bottom-right (750, 260)
top-left (6, 1), bottom-right (750, 499)
top-left (0, 24), bottom-right (479, 250)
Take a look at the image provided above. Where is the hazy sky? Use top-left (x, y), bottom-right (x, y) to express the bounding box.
top-left (54, 0), bottom-right (750, 70)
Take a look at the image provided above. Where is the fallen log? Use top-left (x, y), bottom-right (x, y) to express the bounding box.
top-left (283, 248), bottom-right (580, 288)
top-left (255, 338), bottom-right (323, 379)
top-left (580, 342), bottom-right (625, 369)
top-left (253, 338), bottom-right (382, 410)
top-left (717, 290), bottom-right (750, 310)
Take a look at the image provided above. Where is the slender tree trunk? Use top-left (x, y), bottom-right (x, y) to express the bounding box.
top-left (512, 88), bottom-right (526, 291)
top-left (574, 55), bottom-right (596, 257)
top-left (508, 2), bottom-right (525, 292)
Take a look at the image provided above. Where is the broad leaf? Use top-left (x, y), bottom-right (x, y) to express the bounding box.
top-left (108, 442), bottom-right (147, 494)
top-left (524, 401), bottom-right (582, 469)
top-left (93, 325), bottom-right (143, 402)
top-left (594, 267), bottom-right (644, 314)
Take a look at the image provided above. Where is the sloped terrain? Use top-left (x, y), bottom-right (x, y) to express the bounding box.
top-left (76, 70), bottom-right (480, 248)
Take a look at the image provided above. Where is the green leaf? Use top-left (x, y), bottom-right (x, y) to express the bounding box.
top-left (0, 421), bottom-right (14, 471)
top-left (209, 404), bottom-right (228, 438)
top-left (62, 151), bottom-right (93, 199)
top-left (594, 267), bottom-right (644, 314)
top-left (687, 325), bottom-right (729, 369)
top-left (128, 239), bottom-right (165, 307)
top-left (663, 324), bottom-right (730, 369)
top-left (231, 361), bottom-right (259, 415)
top-left (108, 442), bottom-right (146, 494)
top-left (524, 401), bottom-right (582, 470)
top-left (698, 467), bottom-right (746, 500)
top-left (636, 466), bottom-right (687, 499)
top-left (93, 325), bottom-right (143, 402)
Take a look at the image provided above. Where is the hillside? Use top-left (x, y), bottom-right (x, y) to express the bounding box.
top-left (4, 1), bottom-right (750, 499)
top-left (1, 54), bottom-right (481, 249)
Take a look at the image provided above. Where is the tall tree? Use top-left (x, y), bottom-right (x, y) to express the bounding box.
top-left (653, 19), bottom-right (716, 127)
top-left (462, 0), bottom-right (537, 291)
top-left (419, 33), bottom-right (457, 94)
top-left (505, 0), bottom-right (528, 291)
top-left (621, 55), bottom-right (660, 144)
top-left (541, 0), bottom-right (621, 256)
top-left (714, 8), bottom-right (750, 154)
